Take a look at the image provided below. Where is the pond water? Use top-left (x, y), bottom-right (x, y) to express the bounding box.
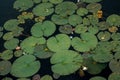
top-left (0, 0), bottom-right (120, 80)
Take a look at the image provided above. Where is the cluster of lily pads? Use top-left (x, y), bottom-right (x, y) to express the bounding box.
top-left (0, 0), bottom-right (120, 80)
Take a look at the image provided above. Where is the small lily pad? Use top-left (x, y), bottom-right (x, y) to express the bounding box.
top-left (77, 8), bottom-right (88, 16)
top-left (59, 25), bottom-right (73, 34)
top-left (88, 26), bottom-right (99, 34)
top-left (97, 21), bottom-right (109, 30)
top-left (81, 0), bottom-right (102, 3)
top-left (41, 75), bottom-right (53, 80)
top-left (75, 24), bottom-right (88, 34)
top-left (3, 32), bottom-right (14, 40)
top-left (90, 76), bottom-right (106, 80)
top-left (0, 50), bottom-right (13, 60)
top-left (111, 33), bottom-right (120, 41)
top-left (10, 55), bottom-right (40, 77)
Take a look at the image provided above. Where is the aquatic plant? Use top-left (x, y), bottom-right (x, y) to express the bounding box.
top-left (0, 0), bottom-right (120, 79)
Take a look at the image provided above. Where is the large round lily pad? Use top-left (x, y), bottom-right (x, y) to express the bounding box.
top-left (108, 72), bottom-right (120, 80)
top-left (55, 1), bottom-right (77, 16)
top-left (20, 36), bottom-right (46, 54)
top-left (0, 61), bottom-right (12, 75)
top-left (13, 0), bottom-right (34, 11)
top-left (50, 50), bottom-right (83, 75)
top-left (47, 34), bottom-right (71, 52)
top-left (31, 21), bottom-right (56, 37)
top-left (72, 32), bottom-right (98, 52)
top-left (32, 3), bottom-right (54, 16)
top-left (10, 55), bottom-right (40, 77)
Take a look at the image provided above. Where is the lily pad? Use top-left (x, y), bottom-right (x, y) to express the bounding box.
top-left (20, 36), bottom-right (46, 54)
top-left (77, 8), bottom-right (88, 16)
top-left (32, 0), bottom-right (41, 3)
top-left (114, 52), bottom-right (120, 60)
top-left (59, 25), bottom-right (73, 34)
top-left (14, 50), bottom-right (23, 57)
top-left (31, 21), bottom-right (56, 37)
top-left (3, 19), bottom-right (19, 31)
top-left (87, 15), bottom-right (99, 26)
top-left (32, 3), bottom-right (54, 16)
top-left (108, 72), bottom-right (120, 80)
top-left (106, 14), bottom-right (120, 26)
top-left (13, 0), bottom-right (34, 11)
top-left (51, 14), bottom-right (68, 25)
top-left (72, 32), bottom-right (98, 52)
top-left (97, 21), bottom-right (109, 30)
top-left (88, 26), bottom-right (99, 34)
top-left (47, 34), bottom-right (71, 52)
top-left (82, 17), bottom-right (90, 26)
top-left (75, 24), bottom-right (88, 34)
top-left (3, 32), bottom-right (14, 40)
top-left (81, 0), bottom-right (102, 3)
top-left (90, 76), bottom-right (106, 80)
top-left (0, 32), bottom-right (3, 38)
top-left (41, 75), bottom-right (53, 80)
top-left (0, 61), bottom-right (12, 75)
top-left (0, 50), bottom-right (13, 60)
top-left (10, 55), bottom-right (40, 77)
top-left (49, 0), bottom-right (63, 4)
top-left (55, 1), bottom-right (77, 16)
top-left (97, 31), bottom-right (111, 41)
top-left (109, 59), bottom-right (120, 73)
top-left (4, 38), bottom-right (19, 50)
top-left (86, 3), bottom-right (102, 13)
top-left (2, 77), bottom-right (13, 80)
top-left (50, 50), bottom-right (83, 75)
top-left (68, 14), bottom-right (82, 26)
top-left (111, 33), bottom-right (120, 41)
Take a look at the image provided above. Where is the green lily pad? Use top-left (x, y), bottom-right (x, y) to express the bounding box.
top-left (83, 57), bottom-right (106, 75)
top-left (0, 61), bottom-right (12, 75)
top-left (32, 0), bottom-right (41, 3)
top-left (32, 3), bottom-right (54, 16)
top-left (41, 75), bottom-right (53, 80)
top-left (75, 24), bottom-right (88, 34)
top-left (3, 32), bottom-right (14, 40)
top-left (86, 3), bottom-right (102, 13)
top-left (10, 55), bottom-right (40, 77)
top-left (49, 0), bottom-right (63, 4)
top-left (47, 34), bottom-right (71, 52)
top-left (3, 19), bottom-right (19, 31)
top-left (82, 17), bottom-right (90, 26)
top-left (81, 0), bottom-right (102, 3)
top-left (4, 38), bottom-right (19, 50)
top-left (88, 26), bottom-right (99, 34)
top-left (17, 78), bottom-right (30, 80)
top-left (77, 8), bottom-right (88, 16)
top-left (87, 15), bottom-right (99, 26)
top-left (111, 33), bottom-right (120, 41)
top-left (31, 21), bottom-right (56, 37)
top-left (114, 52), bottom-right (120, 60)
top-left (34, 44), bottom-right (53, 59)
top-left (13, 0), bottom-right (34, 11)
top-left (42, 0), bottom-right (48, 2)
top-left (106, 14), bottom-right (120, 26)
top-left (108, 72), bottom-right (120, 80)
top-left (97, 21), bottom-right (109, 30)
top-left (12, 27), bottom-right (24, 37)
top-left (2, 77), bottom-right (13, 80)
top-left (50, 50), bottom-right (83, 75)
top-left (97, 31), bottom-right (111, 41)
top-left (72, 32), bottom-right (98, 52)
top-left (0, 50), bottom-right (13, 60)
top-left (55, 1), bottom-right (77, 16)
top-left (68, 14), bottom-right (82, 26)
top-left (51, 14), bottom-right (68, 25)
top-left (59, 25), bottom-right (73, 34)
top-left (109, 59), bottom-right (120, 73)
top-left (20, 36), bottom-right (46, 54)
top-left (89, 76), bottom-right (106, 80)
top-left (14, 50), bottom-right (23, 57)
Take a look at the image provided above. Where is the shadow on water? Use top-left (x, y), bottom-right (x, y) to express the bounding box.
top-left (0, 0), bottom-right (120, 80)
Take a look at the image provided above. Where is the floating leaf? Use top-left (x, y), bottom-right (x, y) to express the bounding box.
top-left (32, 0), bottom-right (41, 3)
top-left (31, 21), bottom-right (56, 37)
top-left (81, 0), bottom-right (102, 3)
top-left (90, 76), bottom-right (106, 80)
top-left (86, 3), bottom-right (102, 13)
top-left (0, 61), bottom-right (12, 75)
top-left (2, 77), bottom-right (13, 80)
top-left (82, 17), bottom-right (90, 26)
top-left (97, 31), bottom-right (111, 41)
top-left (41, 75), bottom-right (53, 80)
top-left (0, 50), bottom-right (13, 60)
top-left (114, 52), bottom-right (120, 60)
top-left (88, 26), bottom-right (99, 34)
top-left (111, 33), bottom-right (120, 41)
top-left (77, 8), bottom-right (88, 16)
top-left (49, 0), bottom-right (63, 4)
top-left (47, 34), bottom-right (71, 52)
top-left (10, 55), bottom-right (40, 77)
top-left (75, 24), bottom-right (88, 34)
top-left (108, 72), bottom-right (120, 80)
top-left (59, 25), bottom-right (73, 34)
top-left (97, 21), bottom-right (109, 30)
top-left (13, 0), bottom-right (34, 11)
top-left (72, 32), bottom-right (98, 52)
top-left (50, 50), bottom-right (83, 75)
top-left (55, 1), bottom-right (77, 16)
top-left (109, 59), bottom-right (120, 73)
top-left (42, 0), bottom-right (48, 2)
top-left (32, 3), bottom-right (54, 16)
top-left (34, 44), bottom-right (53, 59)
top-left (4, 19), bottom-right (19, 31)
top-left (51, 14), bottom-right (68, 25)
top-left (17, 78), bottom-right (30, 80)
top-left (3, 32), bottom-right (14, 40)
top-left (14, 50), bottom-right (23, 57)
top-left (87, 15), bottom-right (99, 26)
top-left (68, 14), bottom-right (82, 26)
top-left (20, 36), bottom-right (46, 54)
top-left (108, 26), bottom-right (118, 33)
top-left (4, 38), bottom-right (19, 50)
top-left (106, 14), bottom-right (120, 26)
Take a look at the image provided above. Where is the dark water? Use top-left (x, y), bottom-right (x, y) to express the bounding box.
top-left (0, 0), bottom-right (120, 80)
